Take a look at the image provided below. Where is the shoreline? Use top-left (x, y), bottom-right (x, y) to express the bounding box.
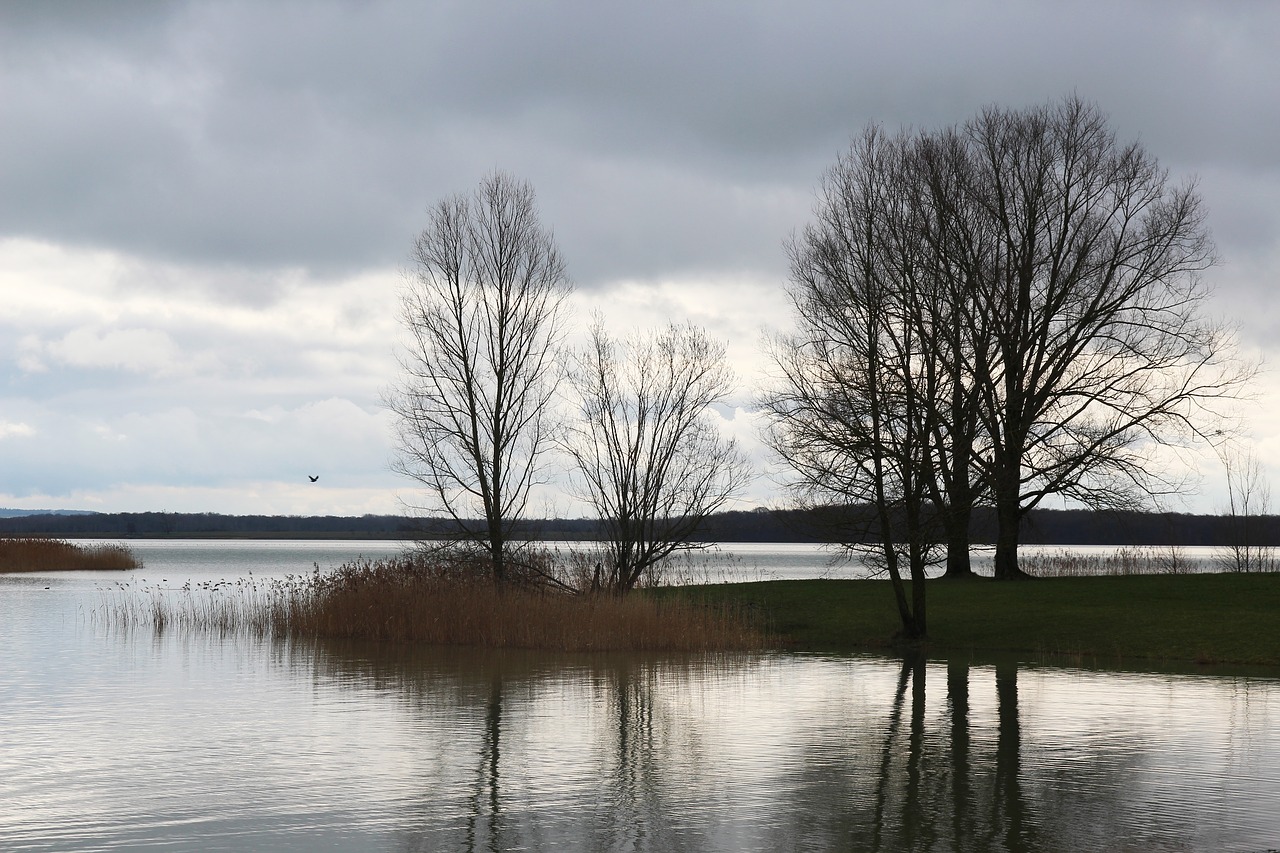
top-left (677, 574), bottom-right (1280, 670)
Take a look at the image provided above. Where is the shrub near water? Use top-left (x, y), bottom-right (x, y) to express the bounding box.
top-left (268, 556), bottom-right (765, 652)
top-left (0, 537), bottom-right (140, 572)
top-left (118, 554), bottom-right (766, 652)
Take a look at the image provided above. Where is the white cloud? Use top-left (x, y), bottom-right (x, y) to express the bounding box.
top-left (0, 421), bottom-right (35, 440)
top-left (48, 326), bottom-right (185, 375)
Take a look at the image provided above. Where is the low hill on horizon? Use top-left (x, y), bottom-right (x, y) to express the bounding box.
top-left (0, 506), bottom-right (1277, 546)
top-left (0, 508), bottom-right (100, 518)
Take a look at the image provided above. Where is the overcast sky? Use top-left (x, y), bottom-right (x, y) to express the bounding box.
top-left (1, 0), bottom-right (1278, 517)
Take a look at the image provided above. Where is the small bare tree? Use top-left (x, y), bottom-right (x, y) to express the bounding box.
top-left (387, 172), bottom-right (571, 585)
top-left (1216, 446), bottom-right (1279, 573)
top-left (563, 318), bottom-right (752, 593)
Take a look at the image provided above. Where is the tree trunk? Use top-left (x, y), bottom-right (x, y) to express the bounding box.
top-left (992, 497), bottom-right (1032, 580)
top-left (941, 502), bottom-right (976, 579)
top-left (908, 542), bottom-right (928, 638)
top-left (490, 522), bottom-right (506, 586)
top-left (884, 547), bottom-right (919, 639)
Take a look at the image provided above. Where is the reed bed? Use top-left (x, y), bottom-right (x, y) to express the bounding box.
top-left (1020, 546), bottom-right (1198, 577)
top-left (0, 537), bottom-right (140, 572)
top-left (102, 574), bottom-right (276, 635)
top-left (105, 554), bottom-right (767, 652)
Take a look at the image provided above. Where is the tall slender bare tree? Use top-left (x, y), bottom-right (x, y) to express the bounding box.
top-left (563, 318), bottom-right (751, 593)
top-left (761, 127), bottom-right (944, 637)
top-left (387, 172), bottom-right (571, 585)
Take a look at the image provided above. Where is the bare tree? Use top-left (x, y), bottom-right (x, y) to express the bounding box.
top-left (768, 97), bottom-right (1251, 616)
top-left (909, 128), bottom-right (997, 580)
top-left (761, 127), bottom-right (946, 638)
top-left (387, 172), bottom-right (571, 585)
top-left (563, 317), bottom-right (752, 593)
top-left (1215, 446), bottom-right (1278, 573)
top-left (955, 97), bottom-right (1250, 578)
top-left (762, 129), bottom-right (997, 639)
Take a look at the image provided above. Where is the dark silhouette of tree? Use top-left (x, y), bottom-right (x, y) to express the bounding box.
top-left (762, 127), bottom-right (961, 637)
top-left (765, 97), bottom-right (1251, 601)
top-left (386, 172), bottom-right (571, 585)
top-left (956, 97), bottom-right (1249, 578)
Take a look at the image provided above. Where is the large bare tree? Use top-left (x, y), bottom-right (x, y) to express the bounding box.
top-left (387, 172), bottom-right (571, 585)
top-left (956, 97), bottom-right (1250, 578)
top-left (766, 97), bottom-right (1250, 613)
top-left (563, 318), bottom-right (751, 593)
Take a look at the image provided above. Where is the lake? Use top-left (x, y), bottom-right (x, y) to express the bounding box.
top-left (2, 540), bottom-right (1277, 852)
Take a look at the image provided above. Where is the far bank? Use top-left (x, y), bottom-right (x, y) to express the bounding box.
top-left (7, 507), bottom-right (1280, 546)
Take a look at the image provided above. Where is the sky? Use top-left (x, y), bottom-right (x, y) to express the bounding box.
top-left (1, 0), bottom-right (1278, 517)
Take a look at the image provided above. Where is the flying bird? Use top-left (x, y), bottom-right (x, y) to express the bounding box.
top-left (308, 475), bottom-right (319, 483)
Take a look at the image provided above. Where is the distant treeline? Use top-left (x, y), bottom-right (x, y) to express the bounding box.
top-left (0, 506), bottom-right (1276, 546)
top-left (697, 506), bottom-right (1280, 547)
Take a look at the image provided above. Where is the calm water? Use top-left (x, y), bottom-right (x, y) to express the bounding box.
top-left (2, 541), bottom-right (1277, 852)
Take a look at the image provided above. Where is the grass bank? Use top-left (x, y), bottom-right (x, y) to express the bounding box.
top-left (0, 537), bottom-right (140, 572)
top-left (673, 574), bottom-right (1280, 667)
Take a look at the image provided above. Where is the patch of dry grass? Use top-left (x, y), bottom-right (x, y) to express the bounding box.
top-left (106, 554), bottom-right (766, 653)
top-left (0, 537), bottom-right (140, 572)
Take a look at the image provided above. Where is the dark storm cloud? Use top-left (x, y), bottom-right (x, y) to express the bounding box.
top-left (1, 0), bottom-right (1277, 293)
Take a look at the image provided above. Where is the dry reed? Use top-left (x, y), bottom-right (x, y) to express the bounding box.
top-left (1020, 546), bottom-right (1197, 577)
top-left (0, 537), bottom-right (140, 572)
top-left (105, 554), bottom-right (767, 653)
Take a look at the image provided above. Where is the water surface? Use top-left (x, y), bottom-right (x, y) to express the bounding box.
top-left (1, 541), bottom-right (1276, 852)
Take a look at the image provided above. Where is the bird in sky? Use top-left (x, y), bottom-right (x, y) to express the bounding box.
top-left (308, 475), bottom-right (319, 483)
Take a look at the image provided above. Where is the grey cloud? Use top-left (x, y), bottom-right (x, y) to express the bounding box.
top-left (4, 0), bottom-right (1276, 292)
top-left (1, 2), bottom-right (1277, 517)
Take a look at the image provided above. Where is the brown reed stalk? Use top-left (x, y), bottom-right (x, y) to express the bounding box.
top-left (1020, 546), bottom-right (1187, 578)
top-left (108, 555), bottom-right (768, 653)
top-left (0, 537), bottom-right (141, 572)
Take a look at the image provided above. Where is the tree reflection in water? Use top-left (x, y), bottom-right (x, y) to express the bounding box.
top-left (299, 642), bottom-right (1254, 852)
top-left (863, 654), bottom-right (1037, 852)
top-left (464, 671), bottom-right (503, 852)
top-left (992, 661), bottom-right (1035, 852)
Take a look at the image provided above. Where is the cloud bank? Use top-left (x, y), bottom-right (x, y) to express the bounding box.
top-left (1, 0), bottom-right (1276, 514)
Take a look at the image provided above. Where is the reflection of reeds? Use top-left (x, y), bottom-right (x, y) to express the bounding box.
top-left (105, 555), bottom-right (766, 652)
top-left (0, 537), bottom-right (140, 572)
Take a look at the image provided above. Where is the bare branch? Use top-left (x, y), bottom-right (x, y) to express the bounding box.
top-left (385, 172), bottom-right (571, 584)
top-left (563, 317), bottom-right (752, 592)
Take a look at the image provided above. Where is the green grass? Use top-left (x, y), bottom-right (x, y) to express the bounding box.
top-left (670, 574), bottom-right (1280, 667)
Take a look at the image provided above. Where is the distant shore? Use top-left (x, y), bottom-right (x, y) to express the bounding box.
top-left (5, 507), bottom-right (1280, 546)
